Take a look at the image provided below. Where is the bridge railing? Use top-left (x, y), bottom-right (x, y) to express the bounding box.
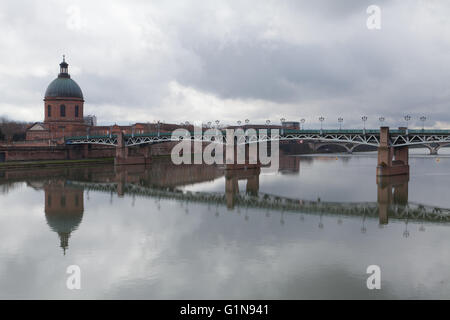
top-left (65, 128), bottom-right (450, 142)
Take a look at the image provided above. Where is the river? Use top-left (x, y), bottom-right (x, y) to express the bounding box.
top-left (0, 149), bottom-right (449, 299)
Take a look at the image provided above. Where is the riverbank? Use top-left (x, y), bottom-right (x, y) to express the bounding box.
top-left (0, 157), bottom-right (114, 169)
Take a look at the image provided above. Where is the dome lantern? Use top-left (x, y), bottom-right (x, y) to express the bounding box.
top-left (59, 55), bottom-right (69, 78)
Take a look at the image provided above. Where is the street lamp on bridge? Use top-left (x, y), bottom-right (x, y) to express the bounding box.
top-left (237, 120), bottom-right (242, 126)
top-left (361, 116), bottom-right (368, 131)
top-left (338, 117), bottom-right (343, 130)
top-left (300, 118), bottom-right (305, 130)
top-left (420, 116), bottom-right (427, 131)
top-left (245, 119), bottom-right (250, 126)
top-left (266, 120), bottom-right (271, 126)
top-left (319, 117), bottom-right (325, 131)
top-left (404, 115), bottom-right (411, 128)
top-left (379, 117), bottom-right (385, 126)
top-left (404, 115), bottom-right (411, 135)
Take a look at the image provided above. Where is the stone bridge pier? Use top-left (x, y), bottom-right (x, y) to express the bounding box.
top-left (377, 174), bottom-right (409, 224)
top-left (310, 142), bottom-right (355, 154)
top-left (225, 142), bottom-right (262, 170)
top-left (115, 132), bottom-right (152, 166)
top-left (225, 167), bottom-right (260, 209)
top-left (425, 143), bottom-right (450, 155)
top-left (376, 127), bottom-right (409, 177)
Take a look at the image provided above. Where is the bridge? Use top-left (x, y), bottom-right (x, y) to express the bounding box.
top-left (65, 127), bottom-right (450, 176)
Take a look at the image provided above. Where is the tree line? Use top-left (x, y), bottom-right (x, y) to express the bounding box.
top-left (0, 117), bottom-right (32, 142)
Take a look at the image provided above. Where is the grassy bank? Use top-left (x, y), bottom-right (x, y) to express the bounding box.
top-left (0, 158), bottom-right (114, 169)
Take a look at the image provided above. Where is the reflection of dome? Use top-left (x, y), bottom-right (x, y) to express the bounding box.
top-left (45, 212), bottom-right (83, 255)
top-left (44, 57), bottom-right (84, 99)
top-left (44, 181), bottom-right (84, 255)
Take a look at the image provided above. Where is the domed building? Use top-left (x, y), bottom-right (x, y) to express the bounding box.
top-left (27, 57), bottom-right (92, 141)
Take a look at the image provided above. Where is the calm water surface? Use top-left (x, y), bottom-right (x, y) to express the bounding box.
top-left (1, 149), bottom-right (450, 299)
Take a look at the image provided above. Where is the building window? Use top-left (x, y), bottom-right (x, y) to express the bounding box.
top-left (60, 105), bottom-right (66, 117)
top-left (47, 105), bottom-right (51, 117)
top-left (75, 105), bottom-right (79, 117)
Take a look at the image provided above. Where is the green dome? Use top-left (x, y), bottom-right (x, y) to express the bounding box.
top-left (45, 77), bottom-right (84, 99)
top-left (45, 57), bottom-right (84, 99)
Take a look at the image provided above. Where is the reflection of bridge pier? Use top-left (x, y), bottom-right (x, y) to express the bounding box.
top-left (225, 168), bottom-right (260, 209)
top-left (377, 174), bottom-right (409, 224)
top-left (114, 164), bottom-right (150, 197)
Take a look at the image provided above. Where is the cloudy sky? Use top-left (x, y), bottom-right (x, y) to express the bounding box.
top-left (1, 0), bottom-right (450, 128)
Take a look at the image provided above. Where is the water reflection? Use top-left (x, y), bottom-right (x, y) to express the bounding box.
top-left (2, 153), bottom-right (450, 299)
top-left (44, 180), bottom-right (84, 255)
top-left (377, 175), bottom-right (409, 225)
top-left (1, 154), bottom-right (449, 256)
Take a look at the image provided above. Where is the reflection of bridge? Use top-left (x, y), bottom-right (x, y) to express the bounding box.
top-left (65, 127), bottom-right (450, 176)
top-left (2, 159), bottom-right (447, 255)
top-left (66, 174), bottom-right (450, 223)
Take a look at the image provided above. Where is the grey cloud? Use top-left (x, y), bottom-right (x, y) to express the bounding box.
top-left (1, 0), bottom-right (450, 128)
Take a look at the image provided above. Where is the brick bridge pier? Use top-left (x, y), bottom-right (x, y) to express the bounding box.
top-left (377, 127), bottom-right (409, 177)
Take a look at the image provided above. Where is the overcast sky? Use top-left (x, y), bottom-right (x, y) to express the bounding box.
top-left (1, 0), bottom-right (450, 128)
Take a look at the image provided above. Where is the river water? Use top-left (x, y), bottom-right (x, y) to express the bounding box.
top-left (1, 149), bottom-right (450, 299)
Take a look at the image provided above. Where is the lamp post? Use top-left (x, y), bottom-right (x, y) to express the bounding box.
top-left (379, 117), bottom-right (385, 126)
top-left (215, 120), bottom-right (220, 134)
top-left (266, 120), bottom-right (270, 125)
top-left (280, 118), bottom-right (285, 134)
top-left (319, 117), bottom-right (325, 132)
top-left (404, 115), bottom-right (411, 128)
top-left (338, 117), bottom-right (343, 131)
top-left (207, 121), bottom-right (212, 128)
top-left (237, 120), bottom-right (242, 127)
top-left (245, 119), bottom-right (249, 125)
top-left (420, 116), bottom-right (427, 131)
top-left (404, 115), bottom-right (411, 134)
top-left (361, 116), bottom-right (368, 132)
top-left (300, 118), bottom-right (305, 130)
